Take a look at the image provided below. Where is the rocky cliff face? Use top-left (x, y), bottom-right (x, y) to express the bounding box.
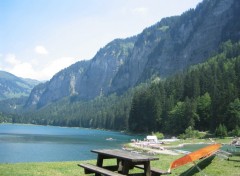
top-left (112, 0), bottom-right (238, 91)
top-left (25, 0), bottom-right (240, 108)
top-left (25, 38), bottom-right (136, 108)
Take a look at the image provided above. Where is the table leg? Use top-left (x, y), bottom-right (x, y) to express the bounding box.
top-left (144, 161), bottom-right (151, 176)
top-left (96, 154), bottom-right (104, 166)
top-left (121, 160), bottom-right (131, 175)
top-left (117, 159), bottom-right (123, 173)
top-left (95, 154), bottom-right (104, 176)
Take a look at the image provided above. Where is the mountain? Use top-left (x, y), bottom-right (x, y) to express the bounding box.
top-left (112, 0), bottom-right (240, 92)
top-left (25, 37), bottom-right (136, 108)
top-left (25, 0), bottom-right (240, 109)
top-left (0, 71), bottom-right (40, 100)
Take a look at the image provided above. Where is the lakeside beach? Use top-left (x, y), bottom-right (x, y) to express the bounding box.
top-left (128, 142), bottom-right (179, 155)
top-left (125, 137), bottom-right (240, 158)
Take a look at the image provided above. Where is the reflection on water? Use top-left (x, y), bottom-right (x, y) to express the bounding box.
top-left (0, 124), bottom-right (142, 163)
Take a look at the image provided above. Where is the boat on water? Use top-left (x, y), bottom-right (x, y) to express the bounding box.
top-left (224, 145), bottom-right (240, 156)
top-left (224, 138), bottom-right (240, 156)
top-left (106, 137), bottom-right (116, 141)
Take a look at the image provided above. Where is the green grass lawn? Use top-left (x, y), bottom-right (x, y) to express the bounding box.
top-left (0, 160), bottom-right (90, 176)
top-left (1, 138), bottom-right (239, 176)
top-left (0, 155), bottom-right (239, 176)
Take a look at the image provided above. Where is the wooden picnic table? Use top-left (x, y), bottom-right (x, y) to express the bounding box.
top-left (91, 149), bottom-right (159, 176)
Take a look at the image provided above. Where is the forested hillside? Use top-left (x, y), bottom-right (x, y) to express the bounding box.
top-left (10, 41), bottom-right (240, 136)
top-left (12, 87), bottom-right (138, 130)
top-left (0, 112), bottom-right (13, 123)
top-left (129, 41), bottom-right (240, 135)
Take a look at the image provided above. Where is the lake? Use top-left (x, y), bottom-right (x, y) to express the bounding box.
top-left (0, 124), bottom-right (142, 163)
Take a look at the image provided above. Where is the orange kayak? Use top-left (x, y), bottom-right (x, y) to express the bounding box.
top-left (170, 143), bottom-right (221, 170)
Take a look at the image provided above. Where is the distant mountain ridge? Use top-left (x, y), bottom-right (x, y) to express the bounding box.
top-left (0, 71), bottom-right (40, 100)
top-left (25, 0), bottom-right (240, 109)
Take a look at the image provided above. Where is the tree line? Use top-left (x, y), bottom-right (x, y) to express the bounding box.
top-left (12, 88), bottom-right (137, 131)
top-left (129, 41), bottom-right (240, 136)
top-left (0, 112), bottom-right (13, 123)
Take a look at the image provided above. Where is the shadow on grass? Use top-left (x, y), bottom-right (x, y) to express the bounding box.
top-left (228, 159), bottom-right (240, 162)
top-left (179, 155), bottom-right (215, 176)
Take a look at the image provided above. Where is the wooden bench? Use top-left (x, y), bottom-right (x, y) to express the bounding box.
top-left (135, 165), bottom-right (170, 176)
top-left (78, 163), bottom-right (126, 176)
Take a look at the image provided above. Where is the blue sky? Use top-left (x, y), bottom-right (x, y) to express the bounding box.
top-left (0, 0), bottom-right (203, 80)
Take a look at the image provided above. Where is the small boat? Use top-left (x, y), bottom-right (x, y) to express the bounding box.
top-left (224, 138), bottom-right (240, 156)
top-left (224, 145), bottom-right (240, 156)
top-left (231, 138), bottom-right (240, 147)
top-left (169, 143), bottom-right (221, 171)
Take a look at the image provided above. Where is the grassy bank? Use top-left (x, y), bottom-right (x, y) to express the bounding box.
top-left (0, 160), bottom-right (93, 176)
top-left (0, 154), bottom-right (239, 176)
top-left (1, 138), bottom-right (239, 176)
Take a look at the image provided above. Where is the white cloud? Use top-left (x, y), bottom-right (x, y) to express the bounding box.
top-left (1, 54), bottom-right (37, 79)
top-left (1, 53), bottom-right (78, 81)
top-left (5, 54), bottom-right (21, 65)
top-left (35, 45), bottom-right (48, 55)
top-left (41, 57), bottom-right (77, 79)
top-left (11, 62), bottom-right (37, 79)
top-left (120, 7), bottom-right (148, 16)
top-left (132, 7), bottom-right (148, 15)
top-left (38, 57), bottom-right (79, 80)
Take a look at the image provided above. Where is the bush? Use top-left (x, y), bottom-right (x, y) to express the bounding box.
top-left (215, 124), bottom-right (228, 138)
top-left (178, 126), bottom-right (201, 139)
top-left (152, 132), bottom-right (164, 139)
top-left (231, 125), bottom-right (240, 136)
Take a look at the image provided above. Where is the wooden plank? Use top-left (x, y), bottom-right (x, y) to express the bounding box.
top-left (103, 165), bottom-right (119, 171)
top-left (78, 163), bottom-right (126, 176)
top-left (77, 165), bottom-right (118, 174)
top-left (135, 165), bottom-right (170, 176)
top-left (91, 149), bottom-right (159, 162)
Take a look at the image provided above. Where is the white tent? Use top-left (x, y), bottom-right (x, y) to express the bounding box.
top-left (146, 135), bottom-right (158, 143)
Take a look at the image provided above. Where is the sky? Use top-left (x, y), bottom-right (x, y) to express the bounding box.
top-left (0, 0), bottom-right (203, 81)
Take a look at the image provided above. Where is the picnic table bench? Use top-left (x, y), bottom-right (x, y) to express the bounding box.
top-left (78, 149), bottom-right (160, 176)
top-left (78, 163), bottom-right (126, 176)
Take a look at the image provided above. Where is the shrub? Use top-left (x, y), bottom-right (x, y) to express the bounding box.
top-left (215, 124), bottom-right (228, 138)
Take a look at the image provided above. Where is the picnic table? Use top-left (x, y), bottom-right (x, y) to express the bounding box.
top-left (79, 149), bottom-right (159, 176)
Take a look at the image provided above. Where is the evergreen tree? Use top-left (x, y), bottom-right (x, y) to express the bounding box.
top-left (215, 124), bottom-right (228, 138)
top-left (226, 98), bottom-right (240, 131)
top-left (196, 92), bottom-right (212, 131)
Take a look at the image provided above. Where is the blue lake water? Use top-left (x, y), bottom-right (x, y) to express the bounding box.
top-left (0, 124), bottom-right (142, 163)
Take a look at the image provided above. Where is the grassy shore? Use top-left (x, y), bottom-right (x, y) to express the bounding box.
top-left (1, 138), bottom-right (239, 176)
top-left (0, 160), bottom-right (91, 176)
top-left (0, 155), bottom-right (239, 176)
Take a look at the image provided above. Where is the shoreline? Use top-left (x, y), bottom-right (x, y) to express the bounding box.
top-left (128, 142), bottom-right (180, 155)
top-left (125, 139), bottom-right (231, 156)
